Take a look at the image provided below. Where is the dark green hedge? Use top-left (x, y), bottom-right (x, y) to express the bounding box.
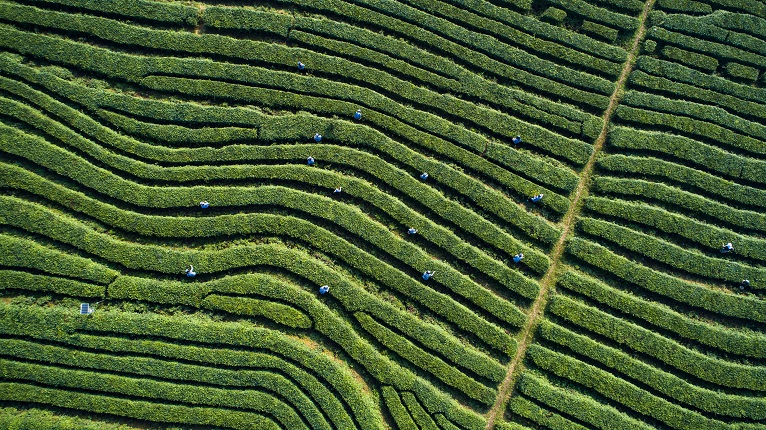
top-left (585, 196), bottom-right (766, 262)
top-left (558, 270), bottom-right (766, 359)
top-left (516, 372), bottom-right (653, 429)
top-left (566, 237), bottom-right (766, 322)
top-left (548, 295), bottom-right (766, 391)
top-left (538, 313), bottom-right (766, 419)
top-left (592, 176), bottom-right (766, 233)
top-left (608, 127), bottom-right (766, 184)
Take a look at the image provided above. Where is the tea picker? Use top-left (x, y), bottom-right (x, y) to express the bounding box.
top-left (314, 133), bottom-right (322, 143)
top-left (319, 285), bottom-right (330, 294)
top-left (185, 265), bottom-right (196, 278)
top-left (512, 135), bottom-right (522, 145)
top-left (422, 270), bottom-right (434, 280)
top-left (420, 172), bottom-right (429, 180)
top-left (408, 227), bottom-right (418, 235)
top-left (307, 156), bottom-right (315, 166)
top-left (354, 109), bottom-right (362, 120)
top-left (530, 194), bottom-right (544, 203)
top-left (721, 242), bottom-right (733, 253)
top-left (199, 201), bottom-right (210, 209)
top-left (513, 253), bottom-right (524, 263)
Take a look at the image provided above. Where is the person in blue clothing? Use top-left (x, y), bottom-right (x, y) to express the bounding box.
top-left (408, 227), bottom-right (417, 235)
top-left (530, 194), bottom-right (543, 203)
top-left (354, 109), bottom-right (362, 120)
top-left (199, 201), bottom-right (210, 209)
top-left (513, 253), bottom-right (524, 263)
top-left (307, 156), bottom-right (315, 166)
top-left (314, 133), bottom-right (322, 143)
top-left (297, 61), bottom-right (305, 71)
top-left (420, 172), bottom-right (429, 180)
top-left (721, 242), bottom-right (733, 253)
top-left (319, 285), bottom-right (330, 294)
top-left (740, 279), bottom-right (750, 290)
top-left (512, 135), bottom-right (522, 145)
top-left (422, 270), bottom-right (434, 280)
top-left (333, 187), bottom-right (342, 194)
top-left (185, 265), bottom-right (196, 278)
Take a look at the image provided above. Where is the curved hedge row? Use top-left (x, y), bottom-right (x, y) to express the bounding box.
top-left (557, 270), bottom-right (766, 359)
top-left (382, 387), bottom-right (418, 430)
top-left (0, 302), bottom-right (383, 429)
top-left (608, 127), bottom-right (766, 184)
top-left (0, 5), bottom-right (596, 167)
top-left (0, 269), bottom-right (105, 297)
top-left (0, 158), bottom-right (534, 328)
top-left (577, 217), bottom-right (766, 287)
top-left (0, 406), bottom-right (137, 430)
top-left (597, 155), bottom-right (766, 210)
top-left (585, 197), bottom-right (766, 262)
top-left (0, 308), bottom-right (363, 429)
top-left (355, 312), bottom-right (497, 404)
top-left (537, 318), bottom-right (766, 419)
top-left (0, 194), bottom-right (517, 355)
top-left (12, 47), bottom-right (578, 197)
top-left (1, 340), bottom-right (328, 429)
top-left (507, 395), bottom-right (589, 430)
top-left (0, 234), bottom-right (116, 285)
top-left (0, 382), bottom-right (279, 430)
top-left (527, 344), bottom-right (744, 429)
top-left (615, 105), bottom-right (766, 156)
top-left (0, 58), bottom-right (565, 245)
top-left (515, 372), bottom-right (654, 430)
top-left (88, 275), bottom-right (507, 383)
top-left (400, 391), bottom-right (440, 430)
top-left (565, 237), bottom-right (766, 322)
top-left (592, 176), bottom-right (766, 233)
top-left (548, 295), bottom-right (766, 391)
top-left (621, 91), bottom-right (766, 142)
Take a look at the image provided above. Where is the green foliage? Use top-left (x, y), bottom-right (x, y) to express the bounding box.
top-left (656, 0), bottom-right (712, 14)
top-left (566, 237), bottom-right (766, 322)
top-left (0, 339), bottom-right (330, 429)
top-left (400, 391), bottom-right (440, 430)
top-left (546, 0), bottom-right (640, 30)
top-left (661, 45), bottom-right (719, 71)
top-left (621, 90), bottom-right (766, 141)
top-left (516, 372), bottom-right (654, 429)
top-left (634, 57), bottom-right (766, 116)
top-left (608, 127), bottom-right (766, 184)
top-left (382, 387), bottom-right (418, 430)
top-left (581, 21), bottom-right (619, 43)
top-left (0, 302), bottom-right (384, 429)
top-left (593, 175), bottom-right (766, 233)
top-left (30, 0), bottom-right (199, 25)
top-left (725, 62), bottom-right (760, 82)
top-left (558, 270), bottom-right (766, 358)
top-left (548, 295), bottom-right (766, 391)
top-left (0, 406), bottom-right (136, 430)
top-left (585, 196), bottom-right (766, 262)
top-left (0, 270), bottom-right (105, 297)
top-left (648, 26), bottom-right (766, 68)
top-left (526, 343), bottom-right (737, 429)
top-left (0, 382), bottom-right (279, 430)
top-left (541, 7), bottom-right (567, 23)
top-left (508, 395), bottom-right (588, 429)
top-left (356, 313), bottom-right (497, 405)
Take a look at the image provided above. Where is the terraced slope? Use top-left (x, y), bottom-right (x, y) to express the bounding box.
top-left (0, 0), bottom-right (763, 429)
top-left (504, 0), bottom-right (766, 429)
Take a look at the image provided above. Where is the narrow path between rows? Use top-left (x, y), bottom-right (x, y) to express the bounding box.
top-left (484, 1), bottom-right (657, 427)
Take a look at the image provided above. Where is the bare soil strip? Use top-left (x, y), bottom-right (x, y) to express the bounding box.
top-left (484, 1), bottom-right (657, 428)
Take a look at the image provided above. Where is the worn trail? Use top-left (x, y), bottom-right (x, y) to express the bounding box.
top-left (484, 1), bottom-right (657, 428)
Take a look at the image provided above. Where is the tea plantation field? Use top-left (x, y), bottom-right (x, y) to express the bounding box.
top-left (0, 0), bottom-right (764, 428)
